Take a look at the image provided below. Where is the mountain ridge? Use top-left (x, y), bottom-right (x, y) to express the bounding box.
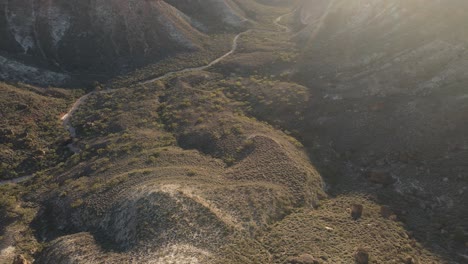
top-left (0, 0), bottom-right (250, 85)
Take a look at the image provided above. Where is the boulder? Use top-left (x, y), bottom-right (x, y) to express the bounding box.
top-left (354, 248), bottom-right (369, 264)
top-left (380, 205), bottom-right (393, 219)
top-left (351, 204), bottom-right (363, 220)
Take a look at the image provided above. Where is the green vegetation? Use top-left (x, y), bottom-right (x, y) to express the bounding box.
top-left (219, 75), bottom-right (309, 130)
top-left (0, 83), bottom-right (82, 180)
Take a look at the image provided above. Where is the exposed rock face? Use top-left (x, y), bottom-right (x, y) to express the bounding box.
top-left (0, 0), bottom-right (246, 77)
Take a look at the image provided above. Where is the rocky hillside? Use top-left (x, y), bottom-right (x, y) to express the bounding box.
top-left (295, 0), bottom-right (468, 93)
top-left (0, 0), bottom-right (248, 84)
top-left (293, 0), bottom-right (468, 163)
top-left (288, 0), bottom-right (468, 258)
top-left (0, 83), bottom-right (79, 180)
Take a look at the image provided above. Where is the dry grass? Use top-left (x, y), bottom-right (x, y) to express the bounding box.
top-left (263, 194), bottom-right (448, 264)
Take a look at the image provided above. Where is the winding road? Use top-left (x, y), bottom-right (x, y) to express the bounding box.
top-left (0, 175), bottom-right (33, 186)
top-left (274, 12), bottom-right (293, 33)
top-left (59, 29), bottom-right (252, 153)
top-left (140, 29), bottom-right (253, 85)
top-left (59, 12), bottom-right (292, 154)
top-left (61, 93), bottom-right (94, 138)
top-left (2, 12), bottom-right (293, 185)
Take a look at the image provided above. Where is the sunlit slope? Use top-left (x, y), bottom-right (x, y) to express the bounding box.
top-left (295, 0), bottom-right (468, 96)
top-left (289, 0), bottom-right (468, 258)
top-left (293, 0), bottom-right (468, 177)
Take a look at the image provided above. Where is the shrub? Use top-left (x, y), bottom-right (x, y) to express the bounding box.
top-left (71, 198), bottom-right (84, 208)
